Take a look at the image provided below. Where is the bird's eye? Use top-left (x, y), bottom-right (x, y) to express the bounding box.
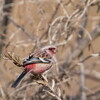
top-left (49, 48), bottom-right (56, 50)
top-left (49, 48), bottom-right (52, 50)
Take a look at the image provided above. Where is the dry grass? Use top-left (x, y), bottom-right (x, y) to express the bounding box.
top-left (0, 0), bottom-right (100, 100)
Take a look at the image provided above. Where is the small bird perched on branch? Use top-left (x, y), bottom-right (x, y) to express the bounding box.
top-left (11, 45), bottom-right (57, 88)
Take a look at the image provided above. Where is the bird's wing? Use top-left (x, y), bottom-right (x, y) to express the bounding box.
top-left (23, 57), bottom-right (51, 66)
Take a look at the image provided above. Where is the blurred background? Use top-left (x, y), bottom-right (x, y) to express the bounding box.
top-left (0, 0), bottom-right (100, 100)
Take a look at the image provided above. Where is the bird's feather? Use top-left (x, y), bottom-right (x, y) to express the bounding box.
top-left (11, 70), bottom-right (28, 88)
top-left (23, 57), bottom-right (51, 66)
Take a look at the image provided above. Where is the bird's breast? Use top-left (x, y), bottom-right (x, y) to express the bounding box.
top-left (25, 63), bottom-right (52, 74)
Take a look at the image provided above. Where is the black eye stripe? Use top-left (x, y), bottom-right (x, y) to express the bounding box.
top-left (49, 48), bottom-right (55, 50)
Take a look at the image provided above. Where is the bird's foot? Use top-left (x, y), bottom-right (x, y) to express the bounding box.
top-left (36, 75), bottom-right (48, 86)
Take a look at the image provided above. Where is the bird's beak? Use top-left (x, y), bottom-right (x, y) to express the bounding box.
top-left (54, 49), bottom-right (58, 53)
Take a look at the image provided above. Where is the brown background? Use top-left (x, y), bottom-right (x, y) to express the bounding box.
top-left (0, 0), bottom-right (100, 100)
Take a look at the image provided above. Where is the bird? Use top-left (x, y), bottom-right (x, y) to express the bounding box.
top-left (11, 45), bottom-right (57, 88)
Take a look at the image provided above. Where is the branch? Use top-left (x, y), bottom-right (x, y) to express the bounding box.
top-left (62, 23), bottom-right (100, 69)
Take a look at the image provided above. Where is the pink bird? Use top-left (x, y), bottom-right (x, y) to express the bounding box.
top-left (11, 45), bottom-right (57, 88)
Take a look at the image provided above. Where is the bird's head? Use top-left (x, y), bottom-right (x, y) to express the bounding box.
top-left (41, 45), bottom-right (57, 56)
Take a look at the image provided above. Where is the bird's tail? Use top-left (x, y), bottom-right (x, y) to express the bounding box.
top-left (11, 70), bottom-right (28, 88)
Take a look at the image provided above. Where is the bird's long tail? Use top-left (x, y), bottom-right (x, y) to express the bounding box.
top-left (11, 70), bottom-right (28, 88)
